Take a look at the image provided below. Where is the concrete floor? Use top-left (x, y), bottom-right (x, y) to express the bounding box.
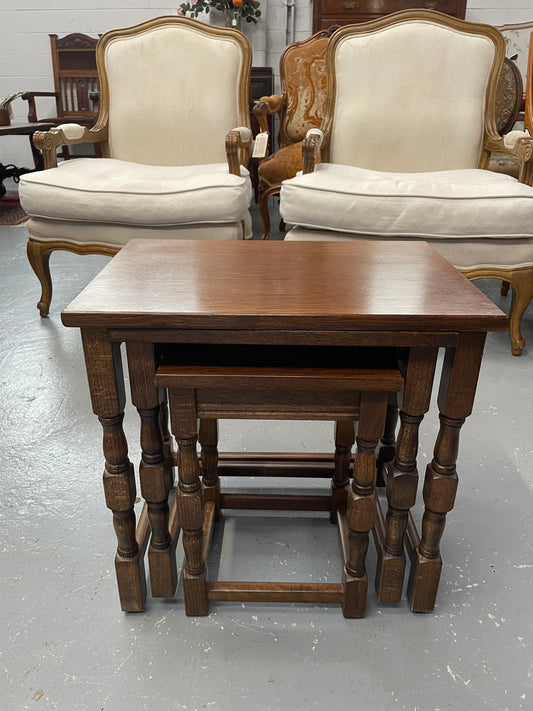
top-left (1, 212), bottom-right (533, 711)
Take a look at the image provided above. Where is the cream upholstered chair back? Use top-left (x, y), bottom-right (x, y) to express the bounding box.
top-left (95, 17), bottom-right (251, 166)
top-left (323, 13), bottom-right (506, 173)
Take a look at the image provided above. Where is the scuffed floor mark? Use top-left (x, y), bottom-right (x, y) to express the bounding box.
top-left (446, 665), bottom-right (471, 687)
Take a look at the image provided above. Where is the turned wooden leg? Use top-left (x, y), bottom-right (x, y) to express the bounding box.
top-left (375, 348), bottom-right (438, 604)
top-left (168, 388), bottom-right (208, 616)
top-left (26, 239), bottom-right (53, 317)
top-left (376, 392), bottom-right (399, 487)
top-left (81, 329), bottom-right (146, 612)
top-left (508, 268), bottom-right (533, 356)
top-left (127, 342), bottom-right (177, 599)
top-left (409, 333), bottom-right (486, 612)
top-left (331, 420), bottom-right (355, 522)
top-left (344, 392), bottom-right (388, 618)
top-left (158, 394), bottom-right (174, 488)
top-left (199, 418), bottom-right (220, 518)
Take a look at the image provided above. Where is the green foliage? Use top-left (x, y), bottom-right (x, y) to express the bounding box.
top-left (0, 92), bottom-right (25, 111)
top-left (178, 0), bottom-right (261, 28)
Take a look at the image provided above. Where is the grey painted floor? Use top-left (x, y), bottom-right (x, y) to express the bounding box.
top-left (1, 213), bottom-right (533, 711)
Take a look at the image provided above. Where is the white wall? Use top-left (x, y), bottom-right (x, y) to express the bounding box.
top-left (1, 0), bottom-right (533, 168)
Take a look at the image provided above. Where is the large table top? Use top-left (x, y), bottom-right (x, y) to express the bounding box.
top-left (61, 239), bottom-right (507, 333)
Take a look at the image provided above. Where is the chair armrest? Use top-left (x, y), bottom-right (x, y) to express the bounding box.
top-left (302, 128), bottom-right (324, 174)
top-left (33, 123), bottom-right (107, 169)
top-left (21, 91), bottom-right (60, 123)
top-left (485, 129), bottom-right (533, 184)
top-left (253, 94), bottom-right (287, 134)
top-left (226, 126), bottom-right (253, 175)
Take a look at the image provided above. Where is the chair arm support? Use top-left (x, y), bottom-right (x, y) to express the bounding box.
top-left (226, 126), bottom-right (252, 176)
top-left (33, 123), bottom-right (107, 169)
top-left (302, 128), bottom-right (323, 174)
top-left (253, 94), bottom-right (286, 134)
top-left (485, 129), bottom-right (533, 183)
top-left (21, 91), bottom-right (60, 123)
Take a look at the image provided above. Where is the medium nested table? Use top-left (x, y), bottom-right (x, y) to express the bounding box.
top-left (61, 239), bottom-right (506, 615)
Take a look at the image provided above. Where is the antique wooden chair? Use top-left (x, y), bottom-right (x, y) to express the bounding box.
top-left (253, 27), bottom-right (337, 239)
top-left (22, 33), bottom-right (100, 160)
top-left (488, 56), bottom-right (524, 178)
top-left (280, 10), bottom-right (533, 356)
top-left (19, 17), bottom-right (253, 317)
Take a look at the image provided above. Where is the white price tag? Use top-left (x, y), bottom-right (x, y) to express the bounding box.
top-left (252, 131), bottom-right (269, 158)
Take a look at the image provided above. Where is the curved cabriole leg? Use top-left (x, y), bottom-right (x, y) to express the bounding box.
top-left (461, 265), bottom-right (533, 356)
top-left (27, 239), bottom-right (53, 317)
top-left (408, 333), bottom-right (485, 612)
top-left (258, 184), bottom-right (281, 240)
top-left (27, 236), bottom-right (120, 317)
top-left (508, 268), bottom-right (533, 356)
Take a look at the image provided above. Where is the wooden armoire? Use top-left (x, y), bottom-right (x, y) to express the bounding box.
top-left (312, 1), bottom-right (467, 32)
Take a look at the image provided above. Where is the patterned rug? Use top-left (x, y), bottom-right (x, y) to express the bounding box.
top-left (0, 192), bottom-right (28, 226)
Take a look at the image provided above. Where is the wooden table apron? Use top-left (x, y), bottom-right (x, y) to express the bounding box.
top-left (61, 240), bottom-right (507, 614)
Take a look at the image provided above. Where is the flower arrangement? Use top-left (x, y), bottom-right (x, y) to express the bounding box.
top-left (0, 91), bottom-right (25, 126)
top-left (178, 1), bottom-right (261, 31)
top-left (0, 91), bottom-right (24, 112)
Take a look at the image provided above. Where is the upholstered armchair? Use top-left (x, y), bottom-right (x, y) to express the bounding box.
top-left (20, 16), bottom-right (253, 317)
top-left (253, 26), bottom-right (337, 240)
top-left (280, 10), bottom-right (533, 356)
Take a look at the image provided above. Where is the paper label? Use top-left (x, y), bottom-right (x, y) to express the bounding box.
top-left (252, 132), bottom-right (269, 159)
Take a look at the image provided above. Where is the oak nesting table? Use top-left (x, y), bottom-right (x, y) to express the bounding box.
top-left (61, 239), bottom-right (506, 616)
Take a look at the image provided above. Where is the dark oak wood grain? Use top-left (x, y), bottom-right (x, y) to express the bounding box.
top-left (62, 239), bottom-right (506, 614)
top-left (62, 240), bottom-right (507, 333)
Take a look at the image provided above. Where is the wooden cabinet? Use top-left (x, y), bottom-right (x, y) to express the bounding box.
top-left (313, 0), bottom-right (467, 32)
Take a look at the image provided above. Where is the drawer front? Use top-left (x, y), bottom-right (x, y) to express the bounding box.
top-left (317, 1), bottom-right (462, 17)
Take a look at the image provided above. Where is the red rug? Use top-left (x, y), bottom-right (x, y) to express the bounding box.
top-left (0, 192), bottom-right (28, 226)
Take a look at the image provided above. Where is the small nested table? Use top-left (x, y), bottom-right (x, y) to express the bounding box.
top-left (156, 344), bottom-right (403, 617)
top-left (61, 239), bottom-right (507, 616)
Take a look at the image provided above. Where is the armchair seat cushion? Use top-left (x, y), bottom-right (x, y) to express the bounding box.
top-left (20, 158), bottom-right (252, 227)
top-left (280, 164), bottom-right (533, 239)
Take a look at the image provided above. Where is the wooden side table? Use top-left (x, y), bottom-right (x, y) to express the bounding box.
top-left (62, 239), bottom-right (506, 615)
